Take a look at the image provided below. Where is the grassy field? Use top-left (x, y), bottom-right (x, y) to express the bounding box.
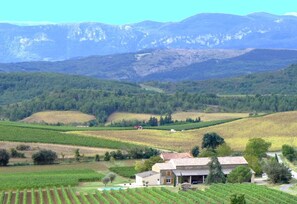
top-left (0, 184), bottom-right (296, 204)
top-left (106, 111), bottom-right (249, 124)
top-left (0, 122), bottom-right (141, 150)
top-left (75, 111), bottom-right (297, 151)
top-left (0, 141), bottom-right (116, 163)
top-left (22, 111), bottom-right (96, 125)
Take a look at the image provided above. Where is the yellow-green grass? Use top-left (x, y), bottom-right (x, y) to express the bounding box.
top-left (106, 111), bottom-right (249, 124)
top-left (22, 111), bottom-right (96, 124)
top-left (74, 111), bottom-right (297, 152)
top-left (172, 112), bottom-right (249, 121)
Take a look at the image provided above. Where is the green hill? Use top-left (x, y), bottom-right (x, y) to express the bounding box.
top-left (146, 64), bottom-right (297, 94)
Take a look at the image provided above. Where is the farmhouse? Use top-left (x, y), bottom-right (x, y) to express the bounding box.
top-left (135, 156), bottom-right (253, 186)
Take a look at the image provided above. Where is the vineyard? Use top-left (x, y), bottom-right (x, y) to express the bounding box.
top-left (0, 184), bottom-right (296, 204)
top-left (0, 123), bottom-right (139, 150)
top-left (0, 169), bottom-right (103, 190)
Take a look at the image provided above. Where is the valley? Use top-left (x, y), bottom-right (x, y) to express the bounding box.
top-left (1, 9), bottom-right (297, 204)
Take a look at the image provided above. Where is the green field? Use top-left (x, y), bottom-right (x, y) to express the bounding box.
top-left (0, 184), bottom-right (296, 204)
top-left (0, 169), bottom-right (103, 190)
top-left (145, 119), bottom-right (238, 131)
top-left (109, 166), bottom-right (137, 178)
top-left (0, 122), bottom-right (140, 150)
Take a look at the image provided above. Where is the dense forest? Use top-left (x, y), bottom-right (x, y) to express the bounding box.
top-left (145, 64), bottom-right (297, 94)
top-left (1, 71), bottom-right (297, 123)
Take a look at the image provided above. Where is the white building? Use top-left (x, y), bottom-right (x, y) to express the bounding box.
top-left (135, 156), bottom-right (253, 186)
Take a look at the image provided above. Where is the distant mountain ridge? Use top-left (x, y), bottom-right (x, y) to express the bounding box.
top-left (1, 48), bottom-right (297, 81)
top-left (1, 12), bottom-right (297, 62)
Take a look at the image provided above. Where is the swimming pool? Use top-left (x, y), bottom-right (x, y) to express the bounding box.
top-left (99, 186), bottom-right (124, 191)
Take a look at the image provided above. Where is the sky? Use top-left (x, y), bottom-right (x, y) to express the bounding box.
top-left (0, 0), bottom-right (297, 25)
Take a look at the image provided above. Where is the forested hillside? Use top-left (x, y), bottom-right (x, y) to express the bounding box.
top-left (0, 72), bottom-right (140, 105)
top-left (146, 64), bottom-right (297, 94)
top-left (2, 72), bottom-right (297, 123)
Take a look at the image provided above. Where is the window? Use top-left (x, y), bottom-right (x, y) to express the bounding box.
top-left (166, 171), bottom-right (171, 176)
top-left (166, 178), bottom-right (171, 184)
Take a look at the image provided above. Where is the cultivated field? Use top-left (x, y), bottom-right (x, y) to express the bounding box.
top-left (0, 142), bottom-right (116, 163)
top-left (76, 111), bottom-right (297, 151)
top-left (0, 184), bottom-right (296, 204)
top-left (106, 111), bottom-right (249, 124)
top-left (0, 122), bottom-right (140, 150)
top-left (22, 111), bottom-right (96, 125)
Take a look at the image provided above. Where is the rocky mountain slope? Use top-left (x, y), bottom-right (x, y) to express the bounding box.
top-left (1, 13), bottom-right (297, 62)
top-left (1, 48), bottom-right (297, 81)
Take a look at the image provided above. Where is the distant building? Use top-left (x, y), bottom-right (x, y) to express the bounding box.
top-left (135, 156), bottom-right (254, 186)
top-left (160, 152), bottom-right (193, 161)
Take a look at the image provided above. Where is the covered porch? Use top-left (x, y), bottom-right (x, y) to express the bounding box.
top-left (173, 170), bottom-right (208, 185)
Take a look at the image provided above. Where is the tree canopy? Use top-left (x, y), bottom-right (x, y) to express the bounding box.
top-left (227, 166), bottom-right (252, 183)
top-left (202, 132), bottom-right (225, 149)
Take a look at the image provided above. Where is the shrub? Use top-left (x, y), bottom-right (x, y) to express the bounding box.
top-left (135, 156), bottom-right (163, 173)
top-left (262, 159), bottom-right (292, 184)
top-left (227, 166), bottom-right (252, 183)
top-left (16, 144), bottom-right (31, 151)
top-left (230, 193), bottom-right (246, 204)
top-left (10, 148), bottom-right (25, 158)
top-left (94, 154), bottom-right (100, 161)
top-left (282, 144), bottom-right (297, 162)
top-left (244, 155), bottom-right (262, 175)
top-left (216, 143), bottom-right (232, 156)
top-left (191, 146), bottom-right (200, 157)
top-left (32, 150), bottom-right (57, 165)
top-left (104, 152), bottom-right (111, 161)
top-left (107, 173), bottom-right (116, 183)
top-left (102, 177), bottom-right (110, 186)
top-left (199, 148), bottom-right (216, 157)
top-left (0, 149), bottom-right (10, 166)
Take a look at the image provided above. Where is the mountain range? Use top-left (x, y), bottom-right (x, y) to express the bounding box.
top-left (1, 48), bottom-right (297, 81)
top-left (1, 12), bottom-right (297, 63)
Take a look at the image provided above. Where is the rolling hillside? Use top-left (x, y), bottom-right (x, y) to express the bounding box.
top-left (22, 111), bottom-right (96, 125)
top-left (147, 64), bottom-right (297, 94)
top-left (75, 111), bottom-right (297, 151)
top-left (106, 112), bottom-right (249, 124)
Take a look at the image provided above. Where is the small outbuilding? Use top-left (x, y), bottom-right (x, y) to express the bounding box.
top-left (135, 171), bottom-right (160, 186)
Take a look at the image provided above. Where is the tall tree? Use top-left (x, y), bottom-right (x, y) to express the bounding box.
top-left (244, 138), bottom-right (271, 158)
top-left (202, 132), bottom-right (225, 149)
top-left (205, 156), bottom-right (226, 184)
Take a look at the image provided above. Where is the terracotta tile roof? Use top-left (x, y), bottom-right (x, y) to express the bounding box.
top-left (160, 152), bottom-right (193, 160)
top-left (157, 156), bottom-right (248, 170)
